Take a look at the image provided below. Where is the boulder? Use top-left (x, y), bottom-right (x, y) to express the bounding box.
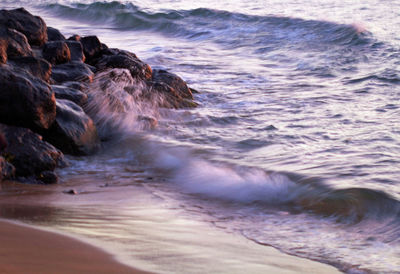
top-left (0, 27), bottom-right (32, 57)
top-left (0, 38), bottom-right (6, 64)
top-left (42, 41), bottom-right (71, 64)
top-left (0, 156), bottom-right (15, 181)
top-left (47, 26), bottom-right (65, 41)
top-left (68, 34), bottom-right (81, 41)
top-left (0, 8), bottom-right (47, 46)
top-left (66, 40), bottom-right (85, 62)
top-left (0, 65), bottom-right (56, 130)
top-left (144, 69), bottom-right (197, 108)
top-left (152, 69), bottom-right (193, 99)
top-left (0, 124), bottom-right (66, 182)
top-left (80, 36), bottom-right (102, 62)
top-left (44, 99), bottom-right (100, 155)
top-left (52, 85), bottom-right (88, 106)
top-left (51, 61), bottom-right (94, 83)
top-left (95, 48), bottom-right (152, 80)
top-left (8, 56), bottom-right (51, 82)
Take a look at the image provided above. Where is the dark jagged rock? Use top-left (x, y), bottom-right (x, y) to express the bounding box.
top-left (66, 40), bottom-right (85, 62)
top-left (44, 99), bottom-right (100, 155)
top-left (47, 26), bottom-right (65, 41)
top-left (0, 65), bottom-right (56, 130)
top-left (0, 156), bottom-right (15, 181)
top-left (8, 56), bottom-right (51, 82)
top-left (152, 69), bottom-right (193, 99)
top-left (51, 61), bottom-right (94, 83)
top-left (52, 85), bottom-right (88, 106)
top-left (143, 69), bottom-right (197, 108)
top-left (0, 124), bottom-right (66, 181)
top-left (95, 48), bottom-right (152, 80)
top-left (0, 27), bottom-right (32, 58)
top-left (0, 38), bottom-right (6, 64)
top-left (68, 34), bottom-right (80, 41)
top-left (0, 8), bottom-right (47, 46)
top-left (80, 36), bottom-right (102, 62)
top-left (42, 41), bottom-right (71, 64)
top-left (37, 170), bottom-right (58, 184)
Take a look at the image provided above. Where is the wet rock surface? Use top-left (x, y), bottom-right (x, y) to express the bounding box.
top-left (44, 99), bottom-right (100, 156)
top-left (0, 65), bottom-right (56, 130)
top-left (51, 61), bottom-right (94, 83)
top-left (8, 56), bottom-right (51, 82)
top-left (0, 124), bottom-right (65, 183)
top-left (52, 85), bottom-right (88, 107)
top-left (0, 8), bottom-right (47, 46)
top-left (42, 41), bottom-right (71, 64)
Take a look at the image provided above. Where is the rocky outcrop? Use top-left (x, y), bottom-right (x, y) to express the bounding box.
top-left (0, 8), bottom-right (47, 46)
top-left (42, 41), bottom-right (71, 64)
top-left (44, 99), bottom-right (100, 155)
top-left (0, 65), bottom-right (56, 130)
top-left (52, 85), bottom-right (88, 107)
top-left (0, 124), bottom-right (66, 184)
top-left (0, 8), bottom-right (198, 185)
top-left (8, 56), bottom-right (51, 82)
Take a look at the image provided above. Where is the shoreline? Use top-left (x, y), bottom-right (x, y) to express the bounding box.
top-left (0, 219), bottom-right (150, 274)
top-left (0, 180), bottom-right (340, 274)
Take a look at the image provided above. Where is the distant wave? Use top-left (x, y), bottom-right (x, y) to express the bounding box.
top-left (41, 1), bottom-right (373, 48)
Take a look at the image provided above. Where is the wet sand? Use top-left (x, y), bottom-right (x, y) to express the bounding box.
top-left (0, 219), bottom-right (149, 274)
top-left (0, 180), bottom-right (340, 274)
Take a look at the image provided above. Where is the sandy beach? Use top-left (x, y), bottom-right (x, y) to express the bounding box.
top-left (0, 219), bottom-right (149, 274)
top-left (0, 180), bottom-right (340, 274)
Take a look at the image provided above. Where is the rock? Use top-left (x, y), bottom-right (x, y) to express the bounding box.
top-left (0, 124), bottom-right (66, 179)
top-left (0, 27), bottom-right (32, 57)
top-left (95, 48), bottom-right (152, 80)
top-left (80, 36), bottom-right (102, 62)
top-left (42, 41), bottom-right (71, 64)
top-left (47, 26), bottom-right (65, 41)
top-left (0, 8), bottom-right (47, 46)
top-left (63, 189), bottom-right (78, 195)
top-left (51, 61), bottom-right (94, 83)
top-left (44, 99), bottom-right (100, 155)
top-left (0, 38), bottom-right (6, 64)
top-left (8, 56), bottom-right (51, 82)
top-left (63, 81), bottom-right (88, 92)
top-left (37, 170), bottom-right (58, 184)
top-left (66, 40), bottom-right (85, 62)
top-left (0, 156), bottom-right (15, 181)
top-left (0, 65), bottom-right (56, 130)
top-left (0, 132), bottom-right (6, 151)
top-left (152, 69), bottom-right (193, 99)
top-left (67, 34), bottom-right (80, 41)
top-left (52, 85), bottom-right (88, 106)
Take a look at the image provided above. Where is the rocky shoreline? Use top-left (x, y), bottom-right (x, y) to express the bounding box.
top-left (0, 8), bottom-right (197, 185)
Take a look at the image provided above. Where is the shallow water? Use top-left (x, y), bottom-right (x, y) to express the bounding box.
top-left (1, 0), bottom-right (400, 272)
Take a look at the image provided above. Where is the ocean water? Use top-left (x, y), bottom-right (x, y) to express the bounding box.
top-left (1, 0), bottom-right (400, 272)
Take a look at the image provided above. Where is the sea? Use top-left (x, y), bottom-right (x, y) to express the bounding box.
top-left (1, 0), bottom-right (399, 273)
